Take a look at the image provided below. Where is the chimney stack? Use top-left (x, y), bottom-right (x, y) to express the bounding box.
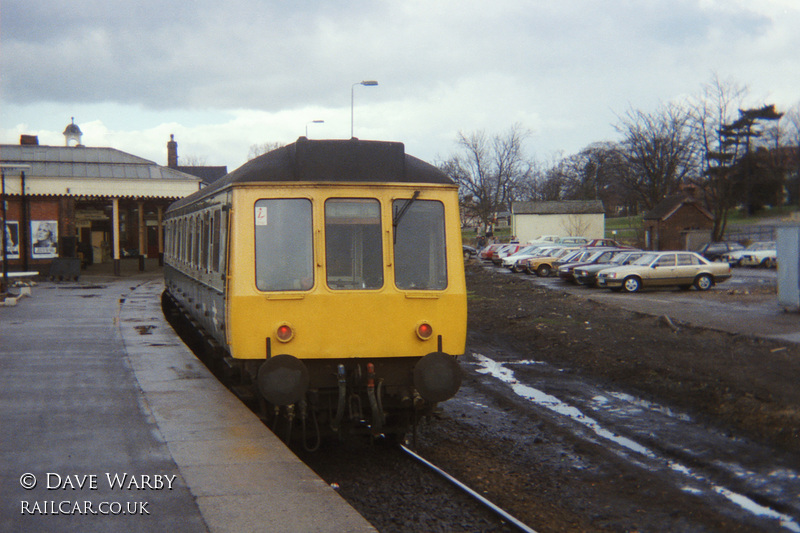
top-left (167, 134), bottom-right (178, 168)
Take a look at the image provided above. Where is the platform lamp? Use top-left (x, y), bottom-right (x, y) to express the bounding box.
top-left (351, 80), bottom-right (378, 138)
top-left (1, 164), bottom-right (31, 295)
top-left (306, 119), bottom-right (324, 138)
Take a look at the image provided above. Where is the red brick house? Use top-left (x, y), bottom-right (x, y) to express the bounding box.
top-left (642, 190), bottom-right (713, 250)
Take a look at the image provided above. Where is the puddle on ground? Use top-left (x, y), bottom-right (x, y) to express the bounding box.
top-left (470, 352), bottom-right (800, 533)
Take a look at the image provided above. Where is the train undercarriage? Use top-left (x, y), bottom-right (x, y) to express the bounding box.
top-left (161, 290), bottom-right (460, 450)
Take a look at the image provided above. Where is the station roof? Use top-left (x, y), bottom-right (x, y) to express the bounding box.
top-left (1, 144), bottom-right (202, 199)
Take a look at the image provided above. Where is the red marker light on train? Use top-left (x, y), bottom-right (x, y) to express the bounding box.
top-left (276, 324), bottom-right (294, 342)
top-left (416, 323), bottom-right (433, 340)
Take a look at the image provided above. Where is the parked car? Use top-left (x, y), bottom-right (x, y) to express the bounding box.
top-left (721, 241), bottom-right (776, 268)
top-left (526, 235), bottom-right (561, 245)
top-left (509, 245), bottom-right (566, 273)
top-left (478, 243), bottom-right (505, 261)
top-left (463, 245), bottom-right (477, 260)
top-left (501, 245), bottom-right (547, 272)
top-left (596, 251), bottom-right (732, 293)
top-left (555, 236), bottom-right (589, 246)
top-left (696, 241), bottom-right (745, 262)
top-left (492, 244), bottom-right (525, 265)
top-left (557, 248), bottom-right (628, 283)
top-left (573, 251), bottom-right (644, 286)
top-left (522, 247), bottom-right (581, 277)
top-left (583, 238), bottom-right (636, 249)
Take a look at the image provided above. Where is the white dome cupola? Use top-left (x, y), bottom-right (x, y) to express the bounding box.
top-left (63, 117), bottom-right (83, 147)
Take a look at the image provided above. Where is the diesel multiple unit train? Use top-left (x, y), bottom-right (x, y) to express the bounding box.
top-left (162, 138), bottom-right (467, 445)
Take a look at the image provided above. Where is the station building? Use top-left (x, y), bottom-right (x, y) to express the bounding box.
top-left (1, 120), bottom-right (205, 276)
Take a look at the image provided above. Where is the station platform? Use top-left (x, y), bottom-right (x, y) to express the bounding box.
top-left (0, 268), bottom-right (375, 532)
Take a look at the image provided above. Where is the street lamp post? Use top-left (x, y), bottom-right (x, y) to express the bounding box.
top-left (351, 80), bottom-right (378, 138)
top-left (306, 119), bottom-right (324, 138)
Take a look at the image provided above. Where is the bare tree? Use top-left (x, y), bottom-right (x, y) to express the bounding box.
top-left (559, 142), bottom-right (637, 215)
top-left (688, 74), bottom-right (748, 240)
top-left (247, 142), bottom-right (284, 161)
top-left (615, 103), bottom-right (699, 211)
top-left (561, 214), bottom-right (591, 237)
top-left (783, 103), bottom-right (800, 206)
top-left (181, 155), bottom-right (208, 166)
top-left (440, 124), bottom-right (533, 232)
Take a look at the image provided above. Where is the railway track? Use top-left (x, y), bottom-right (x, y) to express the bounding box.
top-left (165, 298), bottom-right (528, 531)
top-left (399, 444), bottom-right (538, 533)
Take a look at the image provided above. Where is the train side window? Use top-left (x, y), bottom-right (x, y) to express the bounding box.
top-left (179, 218), bottom-right (186, 262)
top-left (212, 210), bottom-right (221, 272)
top-left (254, 199), bottom-right (313, 291)
top-left (393, 199), bottom-right (447, 290)
top-left (187, 217), bottom-right (193, 265)
top-left (325, 199), bottom-right (383, 290)
top-left (219, 209), bottom-right (228, 273)
top-left (194, 215), bottom-right (201, 267)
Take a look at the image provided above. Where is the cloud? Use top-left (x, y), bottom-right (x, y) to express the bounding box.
top-left (1, 0), bottom-right (798, 168)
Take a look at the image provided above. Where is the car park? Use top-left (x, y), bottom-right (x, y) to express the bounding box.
top-left (721, 241), bottom-right (776, 268)
top-left (523, 247), bottom-right (581, 277)
top-left (526, 235), bottom-right (561, 245)
top-left (596, 251), bottom-right (731, 293)
top-left (492, 243), bottom-right (525, 265)
top-left (557, 248), bottom-right (629, 283)
top-left (573, 251), bottom-right (645, 286)
top-left (583, 238), bottom-right (634, 248)
top-left (478, 243), bottom-right (505, 261)
top-left (696, 241), bottom-right (745, 262)
top-left (555, 236), bottom-right (589, 246)
top-left (501, 245), bottom-right (547, 272)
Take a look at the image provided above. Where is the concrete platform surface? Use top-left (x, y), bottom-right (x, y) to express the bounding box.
top-left (0, 274), bottom-right (375, 533)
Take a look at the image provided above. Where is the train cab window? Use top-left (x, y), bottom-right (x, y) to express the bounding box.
top-left (254, 199), bottom-right (313, 291)
top-left (325, 199), bottom-right (383, 290)
top-left (393, 199), bottom-right (447, 290)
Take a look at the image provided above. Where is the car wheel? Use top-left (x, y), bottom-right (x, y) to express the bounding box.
top-left (762, 258), bottom-right (776, 269)
top-left (622, 276), bottom-right (641, 293)
top-left (536, 265), bottom-right (551, 277)
top-left (694, 274), bottom-right (713, 291)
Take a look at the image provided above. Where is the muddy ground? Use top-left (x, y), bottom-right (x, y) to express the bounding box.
top-left (461, 261), bottom-right (800, 458)
top-left (401, 262), bottom-right (800, 532)
top-left (297, 262), bottom-right (800, 532)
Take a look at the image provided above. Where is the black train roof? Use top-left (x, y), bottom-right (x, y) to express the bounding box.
top-left (168, 138), bottom-right (453, 213)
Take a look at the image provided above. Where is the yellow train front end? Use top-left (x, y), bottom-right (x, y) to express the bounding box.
top-left (222, 148), bottom-right (465, 439)
top-left (164, 138), bottom-right (467, 442)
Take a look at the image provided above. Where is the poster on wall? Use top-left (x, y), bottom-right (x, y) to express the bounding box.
top-left (31, 221), bottom-right (58, 258)
top-left (3, 221), bottom-right (20, 259)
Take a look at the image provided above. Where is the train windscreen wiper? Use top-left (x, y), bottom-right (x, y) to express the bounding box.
top-left (392, 190), bottom-right (420, 243)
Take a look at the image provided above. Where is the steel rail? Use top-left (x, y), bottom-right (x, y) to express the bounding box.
top-left (400, 445), bottom-right (539, 533)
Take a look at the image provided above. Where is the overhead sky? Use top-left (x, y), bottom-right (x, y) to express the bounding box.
top-left (2, 0), bottom-right (799, 171)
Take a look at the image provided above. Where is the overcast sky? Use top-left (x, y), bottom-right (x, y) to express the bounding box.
top-left (2, 0), bottom-right (799, 171)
